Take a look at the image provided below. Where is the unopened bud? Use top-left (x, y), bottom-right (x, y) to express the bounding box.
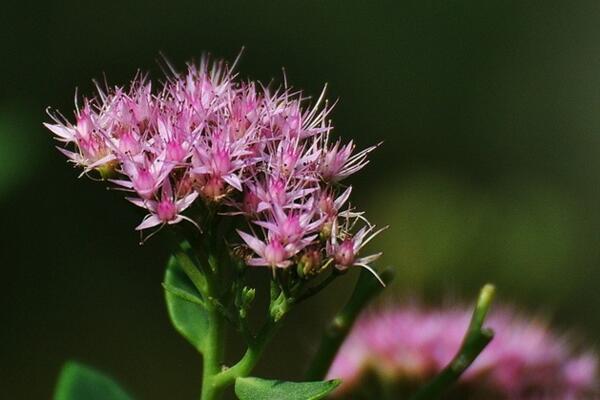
top-left (97, 160), bottom-right (118, 180)
top-left (320, 221), bottom-right (332, 241)
top-left (200, 175), bottom-right (225, 201)
top-left (297, 249), bottom-right (322, 278)
top-left (239, 286), bottom-right (256, 318)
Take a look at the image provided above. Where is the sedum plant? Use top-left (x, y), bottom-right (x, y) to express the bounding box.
top-left (45, 54), bottom-right (494, 400)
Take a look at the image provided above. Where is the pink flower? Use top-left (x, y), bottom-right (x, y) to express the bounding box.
top-left (45, 54), bottom-right (383, 274)
top-left (318, 187), bottom-right (352, 219)
top-left (116, 155), bottom-right (172, 200)
top-left (237, 230), bottom-right (298, 268)
top-left (129, 180), bottom-right (199, 231)
top-left (327, 224), bottom-right (387, 285)
top-left (45, 102), bottom-right (117, 174)
top-left (319, 137), bottom-right (379, 182)
top-left (191, 133), bottom-right (251, 193)
top-left (327, 304), bottom-right (599, 399)
top-left (253, 205), bottom-right (321, 245)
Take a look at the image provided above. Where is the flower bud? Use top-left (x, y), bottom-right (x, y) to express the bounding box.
top-left (297, 249), bottom-right (322, 278)
top-left (238, 286), bottom-right (256, 319)
top-left (200, 175), bottom-right (225, 201)
top-left (270, 291), bottom-right (291, 322)
top-left (320, 221), bottom-right (333, 241)
top-left (96, 160), bottom-right (118, 180)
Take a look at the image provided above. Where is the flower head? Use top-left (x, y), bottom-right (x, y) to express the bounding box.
top-left (327, 304), bottom-right (599, 399)
top-left (45, 54), bottom-right (383, 277)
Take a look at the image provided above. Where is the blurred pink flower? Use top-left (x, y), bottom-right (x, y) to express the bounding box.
top-left (327, 304), bottom-right (599, 399)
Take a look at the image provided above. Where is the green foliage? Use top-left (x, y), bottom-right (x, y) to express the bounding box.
top-left (164, 256), bottom-right (209, 353)
top-left (162, 281), bottom-right (204, 306)
top-left (235, 377), bottom-right (341, 400)
top-left (53, 361), bottom-right (133, 400)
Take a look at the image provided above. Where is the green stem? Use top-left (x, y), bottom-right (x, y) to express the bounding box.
top-left (174, 241), bottom-right (226, 400)
top-left (175, 231), bottom-right (291, 400)
top-left (305, 267), bottom-right (394, 380)
top-left (210, 318), bottom-right (281, 391)
top-left (199, 318), bottom-right (281, 400)
top-left (295, 270), bottom-right (340, 303)
top-left (197, 268), bottom-right (283, 399)
top-left (409, 284), bottom-right (496, 400)
top-left (200, 304), bottom-right (225, 400)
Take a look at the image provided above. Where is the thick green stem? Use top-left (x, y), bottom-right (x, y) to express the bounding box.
top-left (196, 266), bottom-right (283, 399)
top-left (306, 268), bottom-right (394, 380)
top-left (174, 241), bottom-right (227, 400)
top-left (409, 284), bottom-right (496, 400)
top-left (199, 316), bottom-right (281, 400)
top-left (175, 232), bottom-right (289, 400)
top-left (200, 305), bottom-right (225, 400)
top-left (210, 318), bottom-right (280, 391)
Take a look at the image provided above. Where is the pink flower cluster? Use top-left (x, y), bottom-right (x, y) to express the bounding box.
top-left (327, 304), bottom-right (598, 399)
top-left (45, 56), bottom-right (384, 275)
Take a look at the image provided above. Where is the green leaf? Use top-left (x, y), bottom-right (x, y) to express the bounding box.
top-left (164, 256), bottom-right (209, 353)
top-left (53, 361), bottom-right (133, 400)
top-left (162, 282), bottom-right (205, 306)
top-left (235, 377), bottom-right (341, 400)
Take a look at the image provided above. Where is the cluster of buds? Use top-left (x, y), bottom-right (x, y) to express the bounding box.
top-left (327, 304), bottom-right (599, 399)
top-left (45, 56), bottom-right (385, 279)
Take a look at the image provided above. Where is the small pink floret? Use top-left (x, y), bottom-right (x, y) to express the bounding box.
top-left (166, 140), bottom-right (186, 163)
top-left (157, 200), bottom-right (177, 222)
top-left (264, 239), bottom-right (287, 267)
top-left (133, 168), bottom-right (156, 199)
top-left (335, 239), bottom-right (356, 267)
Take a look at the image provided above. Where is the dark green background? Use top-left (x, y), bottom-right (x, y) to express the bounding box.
top-left (2, 1), bottom-right (600, 398)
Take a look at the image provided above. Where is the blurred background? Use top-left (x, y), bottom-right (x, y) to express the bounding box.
top-left (2, 1), bottom-right (600, 398)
